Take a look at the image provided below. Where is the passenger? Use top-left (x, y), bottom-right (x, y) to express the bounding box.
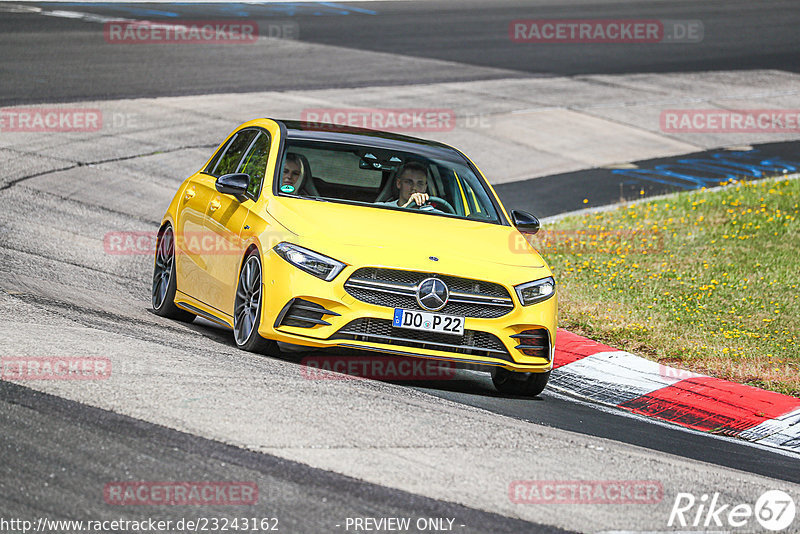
top-left (281, 153), bottom-right (305, 193)
top-left (376, 162), bottom-right (434, 210)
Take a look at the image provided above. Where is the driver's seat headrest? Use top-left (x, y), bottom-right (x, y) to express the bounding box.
top-left (291, 152), bottom-right (320, 197)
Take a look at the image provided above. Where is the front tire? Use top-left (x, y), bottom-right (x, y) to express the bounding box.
top-left (234, 250), bottom-right (279, 355)
top-left (492, 368), bottom-right (550, 397)
top-left (152, 225), bottom-right (196, 322)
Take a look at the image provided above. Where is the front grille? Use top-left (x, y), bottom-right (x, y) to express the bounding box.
top-left (343, 267), bottom-right (514, 319)
top-left (331, 318), bottom-right (510, 360)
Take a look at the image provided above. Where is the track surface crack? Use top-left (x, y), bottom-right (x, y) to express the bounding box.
top-left (0, 144), bottom-right (214, 192)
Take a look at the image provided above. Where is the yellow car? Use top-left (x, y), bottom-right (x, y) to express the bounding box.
top-left (153, 119), bottom-right (557, 396)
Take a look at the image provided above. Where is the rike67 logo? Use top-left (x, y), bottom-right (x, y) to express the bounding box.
top-left (669, 490), bottom-right (796, 531)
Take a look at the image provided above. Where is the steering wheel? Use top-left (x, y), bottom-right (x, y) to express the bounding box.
top-left (426, 196), bottom-right (455, 214)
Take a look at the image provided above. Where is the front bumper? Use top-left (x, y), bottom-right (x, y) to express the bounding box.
top-left (258, 249), bottom-right (557, 372)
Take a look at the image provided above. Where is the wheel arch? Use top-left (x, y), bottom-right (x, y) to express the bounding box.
top-left (239, 243), bottom-right (261, 275)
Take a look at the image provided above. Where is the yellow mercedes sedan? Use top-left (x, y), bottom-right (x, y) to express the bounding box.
top-left (153, 118), bottom-right (557, 396)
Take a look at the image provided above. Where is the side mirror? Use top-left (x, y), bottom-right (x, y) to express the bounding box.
top-left (511, 209), bottom-right (540, 235)
top-left (215, 173), bottom-right (250, 203)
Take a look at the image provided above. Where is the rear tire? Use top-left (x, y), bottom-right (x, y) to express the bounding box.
top-left (234, 250), bottom-right (279, 355)
top-left (492, 368), bottom-right (550, 397)
top-left (152, 225), bottom-right (196, 322)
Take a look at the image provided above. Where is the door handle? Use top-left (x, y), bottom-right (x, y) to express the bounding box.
top-left (209, 198), bottom-right (221, 212)
top-left (184, 186), bottom-right (196, 200)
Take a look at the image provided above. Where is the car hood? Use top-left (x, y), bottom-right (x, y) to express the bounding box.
top-left (267, 198), bottom-right (549, 279)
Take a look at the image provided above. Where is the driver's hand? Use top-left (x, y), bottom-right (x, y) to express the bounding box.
top-left (402, 192), bottom-right (429, 208)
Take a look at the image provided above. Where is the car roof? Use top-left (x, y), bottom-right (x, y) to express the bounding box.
top-left (276, 119), bottom-right (461, 159)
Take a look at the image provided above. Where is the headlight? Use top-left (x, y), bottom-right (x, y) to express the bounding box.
top-left (515, 276), bottom-right (555, 306)
top-left (273, 243), bottom-right (346, 281)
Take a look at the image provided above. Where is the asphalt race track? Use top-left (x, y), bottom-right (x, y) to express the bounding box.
top-left (1, 1), bottom-right (799, 533)
top-left (2, 0), bottom-right (800, 105)
top-left (0, 382), bottom-right (567, 534)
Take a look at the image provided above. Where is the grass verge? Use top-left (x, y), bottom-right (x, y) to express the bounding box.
top-left (532, 176), bottom-right (799, 397)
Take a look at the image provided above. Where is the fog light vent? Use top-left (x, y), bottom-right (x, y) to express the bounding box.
top-left (275, 298), bottom-right (340, 328)
top-left (510, 328), bottom-right (550, 360)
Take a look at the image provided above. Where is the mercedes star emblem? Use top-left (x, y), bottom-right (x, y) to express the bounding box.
top-left (416, 278), bottom-right (449, 311)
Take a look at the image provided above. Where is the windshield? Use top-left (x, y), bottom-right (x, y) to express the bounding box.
top-left (275, 139), bottom-right (503, 224)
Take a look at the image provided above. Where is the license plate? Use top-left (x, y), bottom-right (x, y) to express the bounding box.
top-left (392, 308), bottom-right (464, 336)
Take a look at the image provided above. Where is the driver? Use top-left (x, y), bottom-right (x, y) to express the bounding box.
top-left (376, 162), bottom-right (435, 210)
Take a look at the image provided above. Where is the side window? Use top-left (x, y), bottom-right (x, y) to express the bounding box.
top-left (210, 129), bottom-right (259, 177)
top-left (454, 171), bottom-right (496, 220)
top-left (436, 166), bottom-right (465, 216)
top-left (238, 132), bottom-right (271, 198)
